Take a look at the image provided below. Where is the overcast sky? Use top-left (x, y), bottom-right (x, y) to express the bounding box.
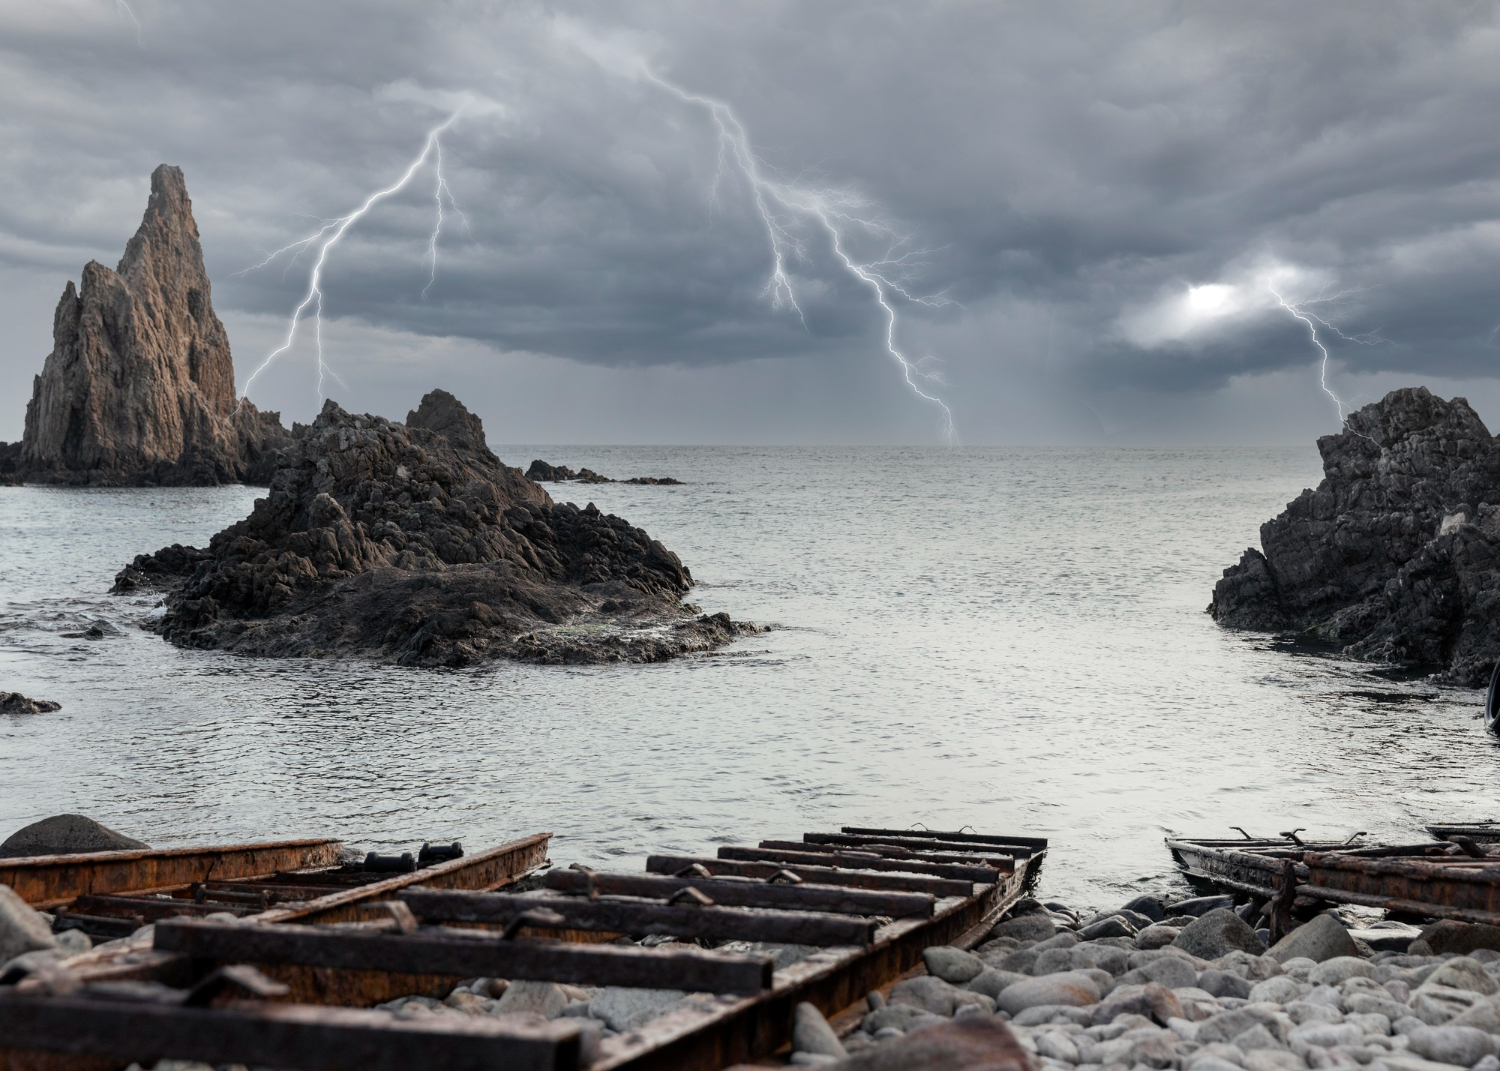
top-left (3, 1), bottom-right (1500, 444)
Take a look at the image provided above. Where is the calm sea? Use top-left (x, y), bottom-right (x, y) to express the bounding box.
top-left (0, 446), bottom-right (1492, 911)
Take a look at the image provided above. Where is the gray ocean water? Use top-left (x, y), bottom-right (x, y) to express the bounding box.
top-left (1, 446), bottom-right (1493, 912)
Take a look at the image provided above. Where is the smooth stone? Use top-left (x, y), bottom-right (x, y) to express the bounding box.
top-left (495, 980), bottom-right (567, 1019)
top-left (1418, 922), bottom-right (1500, 959)
top-left (1138, 925), bottom-right (1184, 950)
top-left (1175, 911), bottom-right (1268, 961)
top-left (1412, 990), bottom-right (1484, 1026)
top-left (1371, 1056), bottom-right (1475, 1071)
top-left (864, 1004), bottom-right (937, 1034)
top-left (924, 946), bottom-right (986, 985)
top-left (1191, 1058), bottom-right (1250, 1071)
top-left (53, 928), bottom-right (91, 955)
top-left (891, 975), bottom-right (975, 1016)
top-left (1243, 1050), bottom-right (1305, 1071)
top-left (588, 987), bottom-right (685, 1032)
top-left (1346, 1012), bottom-right (1392, 1036)
top-left (1310, 957), bottom-right (1377, 986)
top-left (1407, 1026), bottom-right (1496, 1068)
top-left (1073, 944), bottom-right (1131, 976)
top-left (1079, 915), bottom-right (1138, 940)
top-left (998, 972), bottom-right (1102, 1016)
top-left (1034, 932), bottom-right (1080, 951)
top-left (1012, 1004), bottom-right (1095, 1027)
top-left (992, 914), bottom-right (1058, 943)
top-left (1288, 1022), bottom-right (1367, 1055)
top-left (1287, 1001), bottom-right (1344, 1025)
top-left (1123, 895), bottom-right (1173, 924)
top-left (1173, 897), bottom-right (1237, 918)
top-left (1035, 1030), bottom-right (1082, 1062)
top-left (1201, 971), bottom-right (1255, 1000)
top-left (1089, 982), bottom-right (1184, 1026)
top-left (793, 1002), bottom-right (846, 1058)
top-left (837, 1015), bottom-right (1035, 1071)
top-left (0, 885), bottom-right (56, 964)
top-left (1134, 956), bottom-right (1198, 989)
top-left (1198, 1009), bottom-right (1288, 1047)
top-left (1233, 1024), bottom-right (1285, 1052)
top-left (1248, 977), bottom-right (1303, 1005)
top-left (997, 948), bottom-right (1039, 974)
top-left (1215, 952), bottom-right (1285, 982)
top-left (1346, 993), bottom-right (1410, 1021)
top-left (1422, 959), bottom-right (1500, 997)
top-left (1268, 916), bottom-right (1361, 965)
top-left (1448, 1000), bottom-right (1500, 1032)
top-left (1474, 1057), bottom-right (1500, 1071)
top-left (1395, 1015), bottom-right (1432, 1034)
top-left (965, 968), bottom-right (1027, 999)
top-left (1034, 948), bottom-right (1076, 975)
top-left (867, 991), bottom-right (886, 1010)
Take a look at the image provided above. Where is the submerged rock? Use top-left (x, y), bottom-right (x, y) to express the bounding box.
top-left (1210, 387), bottom-right (1500, 684)
top-left (0, 692), bottom-right (62, 715)
top-left (526, 459), bottom-right (682, 485)
top-left (114, 390), bottom-right (757, 666)
top-left (2, 165), bottom-right (289, 486)
top-left (0, 814), bottom-right (147, 858)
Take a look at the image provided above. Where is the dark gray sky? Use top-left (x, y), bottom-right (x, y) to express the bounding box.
top-left (4, 1), bottom-right (1500, 444)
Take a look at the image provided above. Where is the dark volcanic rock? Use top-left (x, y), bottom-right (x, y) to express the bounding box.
top-left (11, 165), bottom-right (290, 486)
top-left (0, 814), bottom-right (147, 858)
top-left (1210, 387), bottom-right (1500, 683)
top-left (115, 391), bottom-right (757, 666)
top-left (0, 692), bottom-right (62, 715)
top-left (527, 459), bottom-right (681, 486)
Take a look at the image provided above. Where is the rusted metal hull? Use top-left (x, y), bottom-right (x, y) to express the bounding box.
top-left (1301, 851), bottom-right (1500, 925)
top-left (1164, 838), bottom-right (1304, 899)
top-left (1, 839), bottom-right (342, 911)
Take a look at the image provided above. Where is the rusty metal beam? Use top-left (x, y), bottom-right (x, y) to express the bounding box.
top-left (841, 826), bottom-right (1049, 850)
top-left (544, 870), bottom-right (934, 918)
top-left (644, 856), bottom-right (973, 897)
top-left (0, 991), bottom-right (581, 1071)
top-left (399, 889), bottom-right (877, 946)
top-left (757, 841), bottom-right (1014, 870)
top-left (71, 895), bottom-right (256, 921)
top-left (259, 832), bottom-right (553, 925)
top-left (152, 918), bottom-right (774, 995)
top-left (1, 839), bottom-right (344, 911)
top-left (804, 832), bottom-right (1032, 859)
top-left (718, 847), bottom-right (998, 884)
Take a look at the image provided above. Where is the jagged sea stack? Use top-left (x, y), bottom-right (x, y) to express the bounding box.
top-left (3, 165), bottom-right (288, 485)
top-left (1210, 387), bottom-right (1500, 684)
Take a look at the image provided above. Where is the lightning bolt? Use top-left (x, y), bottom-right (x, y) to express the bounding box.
top-left (644, 70), bottom-right (958, 443)
top-left (1271, 285), bottom-right (1378, 443)
top-left (239, 111), bottom-right (463, 404)
top-left (115, 0), bottom-right (142, 46)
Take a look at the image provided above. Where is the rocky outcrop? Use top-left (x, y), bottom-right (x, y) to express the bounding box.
top-left (114, 390), bottom-right (757, 666)
top-left (1210, 387), bottom-right (1500, 684)
top-left (526, 459), bottom-right (682, 485)
top-left (1, 165), bottom-right (290, 486)
top-left (0, 692), bottom-right (61, 715)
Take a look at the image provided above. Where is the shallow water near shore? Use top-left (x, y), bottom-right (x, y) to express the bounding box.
top-left (1, 446), bottom-right (1494, 911)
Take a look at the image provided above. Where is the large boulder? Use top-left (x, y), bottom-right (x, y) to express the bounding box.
top-left (1209, 387), bottom-right (1500, 683)
top-left (0, 814), bottom-right (147, 858)
top-left (0, 885), bottom-right (58, 962)
top-left (1172, 908), bottom-right (1267, 959)
top-left (112, 392), bottom-right (754, 667)
top-left (1266, 913), bottom-right (1360, 964)
top-left (13, 165), bottom-right (289, 486)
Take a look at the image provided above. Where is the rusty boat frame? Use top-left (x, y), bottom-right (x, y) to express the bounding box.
top-left (1, 823), bottom-right (1045, 1071)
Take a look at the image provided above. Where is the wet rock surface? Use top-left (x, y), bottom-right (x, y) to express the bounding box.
top-left (1210, 387), bottom-right (1500, 684)
top-left (526, 459), bottom-right (683, 485)
top-left (113, 391), bottom-right (758, 666)
top-left (0, 691), bottom-right (62, 715)
top-left (1, 165), bottom-right (290, 486)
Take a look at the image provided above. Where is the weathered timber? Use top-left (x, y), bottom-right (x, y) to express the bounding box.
top-left (803, 832), bottom-right (1032, 859)
top-left (0, 838), bottom-right (342, 910)
top-left (152, 917), bottom-right (773, 995)
top-left (717, 846), bottom-right (998, 884)
top-left (0, 991), bottom-right (581, 1071)
top-left (544, 870), bottom-right (934, 918)
top-left (260, 832), bottom-right (553, 925)
top-left (399, 889), bottom-right (877, 946)
top-left (842, 826), bottom-right (1049, 850)
top-left (72, 895), bottom-right (256, 921)
top-left (644, 856), bottom-right (973, 897)
top-left (758, 840), bottom-right (1014, 870)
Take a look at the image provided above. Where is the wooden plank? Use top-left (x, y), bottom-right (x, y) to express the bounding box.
top-left (758, 840), bottom-right (1015, 870)
top-left (259, 832), bottom-right (553, 925)
top-left (544, 870), bottom-right (934, 918)
top-left (0, 991), bottom-right (581, 1071)
top-left (805, 832), bottom-right (1032, 859)
top-left (718, 847), bottom-right (998, 884)
top-left (841, 826), bottom-right (1049, 850)
top-left (645, 856), bottom-right (972, 898)
top-left (399, 889), bottom-right (877, 946)
top-left (152, 917), bottom-right (774, 995)
top-left (0, 839), bottom-right (343, 910)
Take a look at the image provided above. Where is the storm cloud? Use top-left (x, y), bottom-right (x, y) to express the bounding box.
top-left (3, 1), bottom-right (1500, 443)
